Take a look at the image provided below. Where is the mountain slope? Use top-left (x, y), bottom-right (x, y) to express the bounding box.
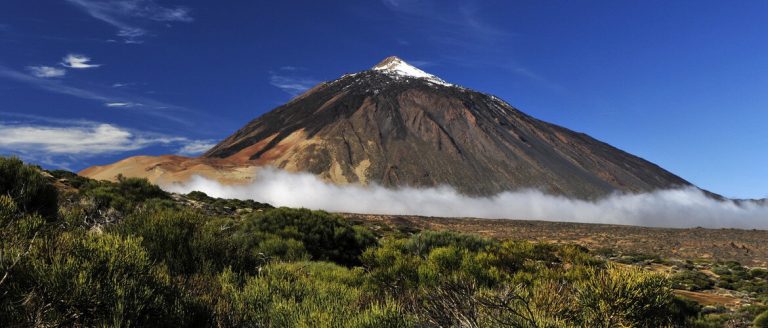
top-left (82, 56), bottom-right (691, 198)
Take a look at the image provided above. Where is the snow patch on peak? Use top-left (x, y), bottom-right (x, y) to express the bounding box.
top-left (372, 56), bottom-right (452, 86)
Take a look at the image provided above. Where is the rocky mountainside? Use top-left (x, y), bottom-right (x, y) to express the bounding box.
top-left (83, 56), bottom-right (692, 198)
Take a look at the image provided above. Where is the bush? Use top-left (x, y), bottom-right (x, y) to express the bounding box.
top-left (755, 309), bottom-right (768, 328)
top-left (671, 269), bottom-right (715, 291)
top-left (81, 175), bottom-right (169, 212)
top-left (243, 208), bottom-right (376, 266)
top-left (115, 209), bottom-right (207, 275)
top-left (576, 264), bottom-right (674, 327)
top-left (0, 157), bottom-right (58, 218)
top-left (2, 231), bottom-right (185, 327)
top-left (213, 262), bottom-right (415, 327)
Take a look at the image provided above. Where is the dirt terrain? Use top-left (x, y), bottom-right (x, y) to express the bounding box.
top-left (342, 213), bottom-right (768, 267)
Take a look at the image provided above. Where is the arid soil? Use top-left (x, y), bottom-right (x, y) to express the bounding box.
top-left (341, 213), bottom-right (768, 267)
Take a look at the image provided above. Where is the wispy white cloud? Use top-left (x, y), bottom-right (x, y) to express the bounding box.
top-left (61, 54), bottom-right (101, 69)
top-left (0, 115), bottom-right (215, 168)
top-left (0, 64), bottom-right (191, 125)
top-left (26, 66), bottom-right (66, 78)
top-left (105, 102), bottom-right (141, 108)
top-left (0, 121), bottom-right (181, 155)
top-left (382, 0), bottom-right (508, 48)
top-left (406, 60), bottom-right (436, 68)
top-left (269, 68), bottom-right (320, 96)
top-left (177, 140), bottom-right (217, 156)
top-left (65, 0), bottom-right (193, 43)
top-left (0, 65), bottom-right (111, 102)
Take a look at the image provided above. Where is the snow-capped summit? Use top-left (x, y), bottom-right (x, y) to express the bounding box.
top-left (372, 56), bottom-right (451, 86)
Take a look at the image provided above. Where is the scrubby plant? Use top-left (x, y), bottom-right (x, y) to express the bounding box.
top-left (0, 156), bottom-right (58, 219)
top-left (213, 262), bottom-right (415, 327)
top-left (576, 264), bottom-right (674, 327)
top-left (670, 269), bottom-right (716, 291)
top-left (243, 207), bottom-right (377, 266)
top-left (2, 231), bottom-right (186, 327)
top-left (80, 174), bottom-right (169, 212)
top-left (754, 309), bottom-right (768, 328)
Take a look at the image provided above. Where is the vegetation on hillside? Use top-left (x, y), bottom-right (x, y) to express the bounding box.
top-left (0, 157), bottom-right (765, 327)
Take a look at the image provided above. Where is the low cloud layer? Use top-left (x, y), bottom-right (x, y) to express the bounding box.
top-left (166, 168), bottom-right (768, 229)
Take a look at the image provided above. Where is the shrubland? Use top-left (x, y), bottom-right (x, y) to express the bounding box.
top-left (0, 157), bottom-right (765, 327)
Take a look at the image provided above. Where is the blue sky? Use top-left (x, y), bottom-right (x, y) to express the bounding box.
top-left (0, 0), bottom-right (766, 199)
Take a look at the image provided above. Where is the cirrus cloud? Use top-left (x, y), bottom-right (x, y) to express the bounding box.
top-left (61, 54), bottom-right (101, 69)
top-left (0, 121), bottom-right (181, 155)
top-left (66, 0), bottom-right (193, 43)
top-left (26, 66), bottom-right (66, 78)
top-left (177, 140), bottom-right (217, 156)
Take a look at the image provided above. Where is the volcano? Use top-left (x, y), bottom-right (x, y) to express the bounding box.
top-left (81, 56), bottom-right (691, 198)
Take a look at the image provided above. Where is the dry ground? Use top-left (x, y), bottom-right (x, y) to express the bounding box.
top-left (341, 213), bottom-right (768, 267)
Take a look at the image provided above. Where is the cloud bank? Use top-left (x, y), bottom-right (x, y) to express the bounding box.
top-left (166, 168), bottom-right (768, 229)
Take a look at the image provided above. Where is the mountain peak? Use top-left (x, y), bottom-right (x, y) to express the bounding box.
top-left (371, 56), bottom-right (451, 86)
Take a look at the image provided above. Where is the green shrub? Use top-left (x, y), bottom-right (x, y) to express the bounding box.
top-left (2, 231), bottom-right (185, 327)
top-left (576, 264), bottom-right (674, 327)
top-left (243, 208), bottom-right (376, 266)
top-left (671, 269), bottom-right (715, 291)
top-left (754, 309), bottom-right (768, 327)
top-left (214, 262), bottom-right (415, 327)
top-left (81, 175), bottom-right (169, 212)
top-left (0, 157), bottom-right (58, 218)
top-left (404, 230), bottom-right (494, 256)
top-left (115, 209), bottom-right (206, 275)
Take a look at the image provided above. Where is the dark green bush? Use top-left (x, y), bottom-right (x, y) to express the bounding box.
top-left (755, 309), bottom-right (768, 327)
top-left (671, 269), bottom-right (715, 291)
top-left (0, 157), bottom-right (58, 218)
top-left (2, 231), bottom-right (186, 327)
top-left (214, 262), bottom-right (415, 327)
top-left (243, 208), bottom-right (376, 266)
top-left (81, 174), bottom-right (169, 212)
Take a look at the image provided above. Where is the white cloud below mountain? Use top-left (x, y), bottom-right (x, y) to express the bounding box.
top-left (167, 169), bottom-right (768, 229)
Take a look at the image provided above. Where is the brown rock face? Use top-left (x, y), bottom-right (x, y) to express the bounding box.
top-left (197, 58), bottom-right (691, 198)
